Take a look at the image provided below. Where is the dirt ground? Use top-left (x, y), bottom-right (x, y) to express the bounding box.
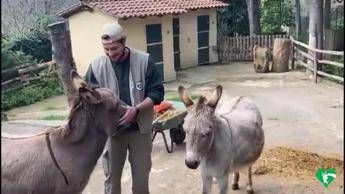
top-left (2, 62), bottom-right (344, 193)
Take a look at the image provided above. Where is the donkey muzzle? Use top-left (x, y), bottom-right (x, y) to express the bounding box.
top-left (185, 159), bottom-right (200, 169)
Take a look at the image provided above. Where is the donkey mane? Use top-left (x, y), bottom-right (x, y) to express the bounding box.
top-left (1, 96), bottom-right (98, 141)
top-left (51, 96), bottom-right (98, 140)
top-left (192, 96), bottom-right (212, 115)
top-left (185, 100), bottom-right (216, 135)
top-left (192, 105), bottom-right (213, 118)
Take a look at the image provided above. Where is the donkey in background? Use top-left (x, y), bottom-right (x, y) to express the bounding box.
top-left (1, 70), bottom-right (126, 194)
top-left (178, 85), bottom-right (264, 194)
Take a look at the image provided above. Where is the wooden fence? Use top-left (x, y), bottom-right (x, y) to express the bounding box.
top-left (218, 34), bottom-right (288, 62)
top-left (1, 61), bottom-right (57, 92)
top-left (291, 36), bottom-right (344, 83)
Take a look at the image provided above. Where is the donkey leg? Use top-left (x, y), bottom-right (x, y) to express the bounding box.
top-left (217, 173), bottom-right (229, 194)
top-left (232, 172), bottom-right (240, 190)
top-left (246, 166), bottom-right (254, 194)
top-left (201, 171), bottom-right (212, 194)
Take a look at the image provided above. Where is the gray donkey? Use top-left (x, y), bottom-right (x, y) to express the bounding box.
top-left (1, 70), bottom-right (126, 194)
top-left (178, 85), bottom-right (264, 194)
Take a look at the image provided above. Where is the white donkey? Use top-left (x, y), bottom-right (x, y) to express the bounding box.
top-left (178, 85), bottom-right (265, 194)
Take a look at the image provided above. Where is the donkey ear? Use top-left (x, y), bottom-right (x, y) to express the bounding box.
top-left (178, 85), bottom-right (194, 107)
top-left (70, 70), bottom-right (88, 90)
top-left (207, 85), bottom-right (223, 108)
top-left (79, 87), bottom-right (101, 104)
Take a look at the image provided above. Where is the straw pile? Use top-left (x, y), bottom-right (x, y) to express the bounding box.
top-left (252, 147), bottom-right (344, 180)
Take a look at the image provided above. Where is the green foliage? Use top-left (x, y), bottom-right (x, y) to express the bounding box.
top-left (322, 56), bottom-right (344, 80)
top-left (1, 14), bottom-right (53, 70)
top-left (260, 0), bottom-right (294, 35)
top-left (44, 106), bottom-right (62, 111)
top-left (1, 37), bottom-right (36, 70)
top-left (331, 6), bottom-right (344, 30)
top-left (31, 14), bottom-right (54, 35)
top-left (10, 33), bottom-right (52, 63)
top-left (39, 115), bottom-right (67, 120)
top-left (1, 73), bottom-right (64, 111)
top-left (323, 65), bottom-right (344, 79)
top-left (1, 14), bottom-right (59, 110)
top-left (298, 31), bottom-right (310, 43)
top-left (165, 94), bottom-right (201, 102)
top-left (7, 14), bottom-right (53, 63)
top-left (217, 0), bottom-right (249, 36)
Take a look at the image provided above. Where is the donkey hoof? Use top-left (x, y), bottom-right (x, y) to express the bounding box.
top-left (246, 189), bottom-right (254, 194)
top-left (232, 183), bottom-right (239, 190)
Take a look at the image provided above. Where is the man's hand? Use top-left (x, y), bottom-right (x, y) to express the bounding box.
top-left (118, 106), bottom-right (139, 126)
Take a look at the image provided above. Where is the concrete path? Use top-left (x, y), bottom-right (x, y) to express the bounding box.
top-left (2, 62), bottom-right (343, 193)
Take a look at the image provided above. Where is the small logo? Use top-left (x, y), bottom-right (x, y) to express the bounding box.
top-left (136, 82), bottom-right (143, 91)
top-left (315, 168), bottom-right (336, 188)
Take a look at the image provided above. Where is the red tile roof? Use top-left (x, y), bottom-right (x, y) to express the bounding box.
top-left (172, 0), bottom-right (229, 10)
top-left (88, 0), bottom-right (186, 18)
top-left (56, 2), bottom-right (93, 18)
top-left (57, 0), bottom-right (228, 19)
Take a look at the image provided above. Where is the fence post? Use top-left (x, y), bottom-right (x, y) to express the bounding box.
top-left (236, 34), bottom-right (239, 61)
top-left (313, 51), bottom-right (318, 83)
top-left (48, 21), bottom-right (77, 107)
top-left (291, 42), bottom-right (295, 69)
top-left (218, 37), bottom-right (222, 63)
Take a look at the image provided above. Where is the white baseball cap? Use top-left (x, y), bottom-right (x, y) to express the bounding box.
top-left (101, 22), bottom-right (124, 44)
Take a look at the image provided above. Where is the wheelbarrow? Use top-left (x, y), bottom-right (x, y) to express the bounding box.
top-left (152, 101), bottom-right (187, 153)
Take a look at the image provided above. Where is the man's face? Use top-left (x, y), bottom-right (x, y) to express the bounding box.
top-left (102, 41), bottom-right (124, 62)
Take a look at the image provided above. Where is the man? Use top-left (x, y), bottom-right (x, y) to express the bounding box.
top-left (85, 22), bottom-right (164, 194)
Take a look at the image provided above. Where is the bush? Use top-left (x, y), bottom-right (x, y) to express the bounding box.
top-left (217, 0), bottom-right (249, 36)
top-left (1, 14), bottom-right (53, 70)
top-left (6, 14), bottom-right (53, 64)
top-left (1, 73), bottom-right (64, 111)
top-left (323, 65), bottom-right (344, 79)
top-left (1, 37), bottom-right (36, 70)
top-left (260, 0), bottom-right (294, 35)
top-left (322, 56), bottom-right (344, 79)
top-left (39, 115), bottom-right (67, 120)
top-left (10, 32), bottom-right (52, 63)
top-left (331, 6), bottom-right (344, 31)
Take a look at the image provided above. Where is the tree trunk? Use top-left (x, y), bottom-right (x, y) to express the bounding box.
top-left (246, 0), bottom-right (261, 35)
top-left (323, 0), bottom-right (332, 54)
top-left (323, 0), bottom-right (331, 30)
top-left (48, 21), bottom-right (77, 107)
top-left (308, 0), bottom-right (323, 76)
top-left (317, 0), bottom-right (323, 52)
top-left (294, 0), bottom-right (301, 40)
top-left (272, 38), bottom-right (291, 73)
top-left (1, 112), bottom-right (8, 121)
top-left (317, 0), bottom-right (324, 71)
